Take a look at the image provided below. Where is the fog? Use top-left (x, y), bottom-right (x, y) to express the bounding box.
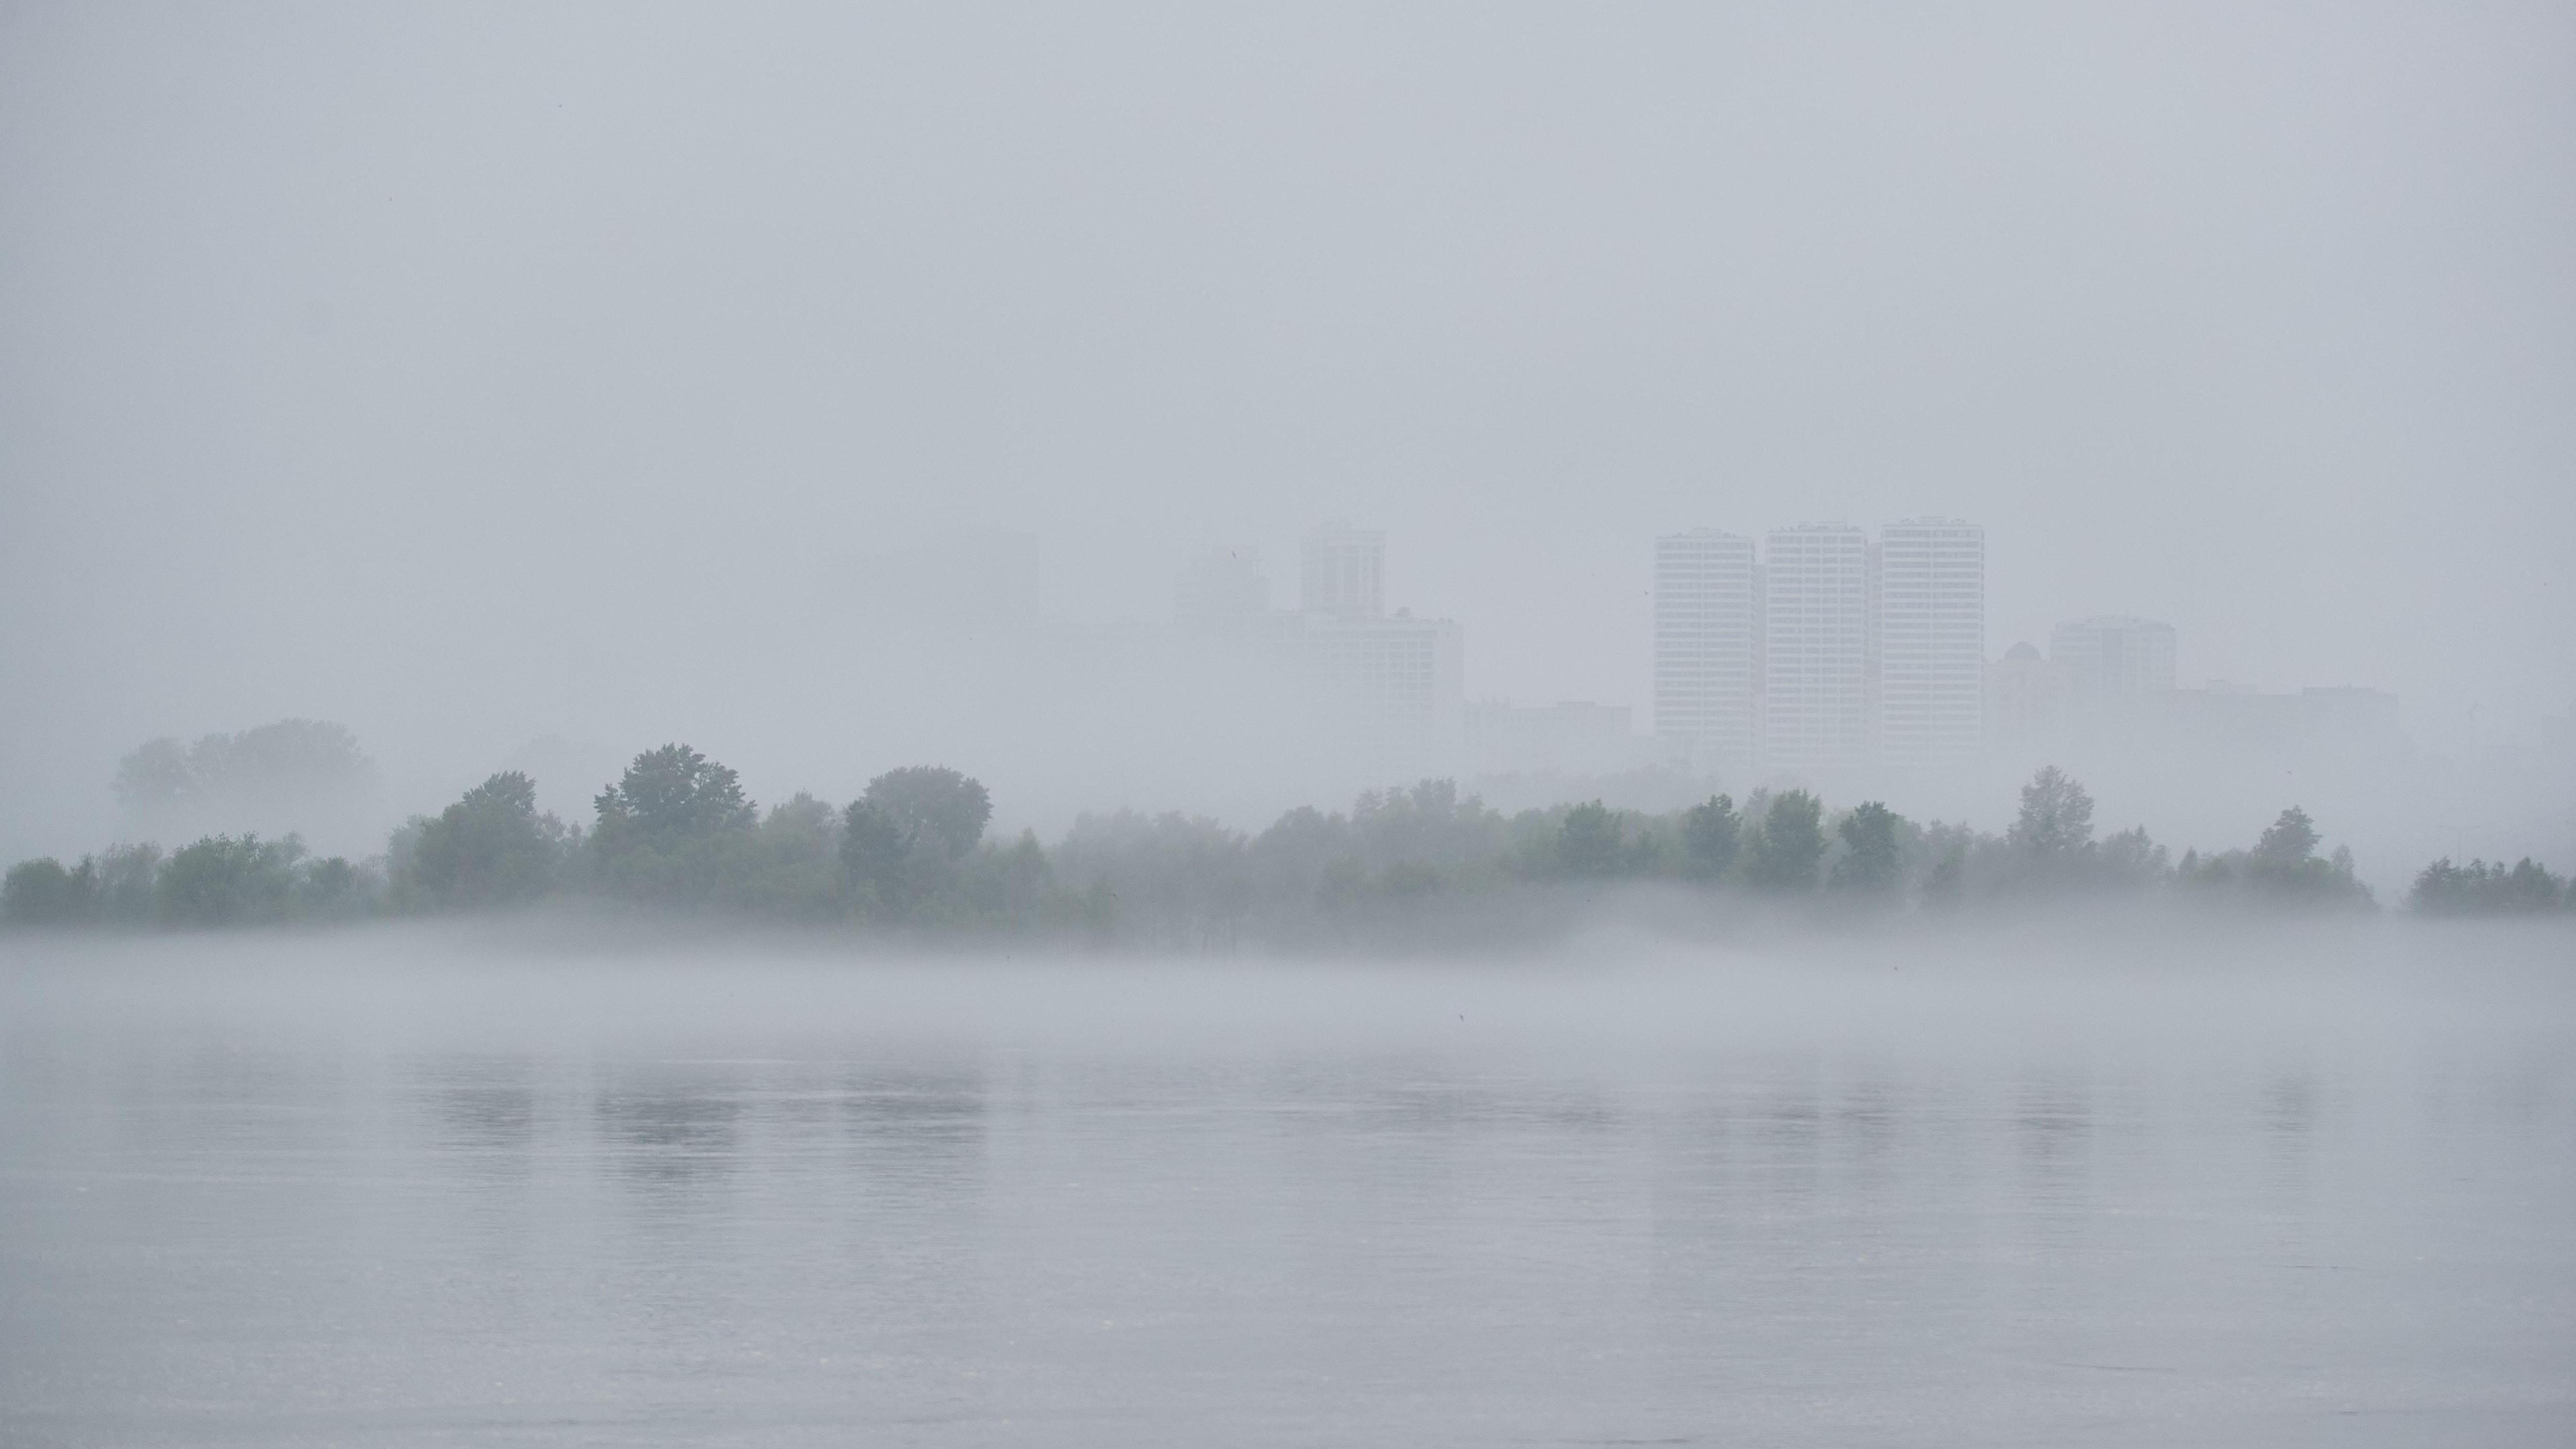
top-left (3, 912), bottom-right (2563, 1058)
top-left (8, 15), bottom-right (2575, 1437)
top-left (5, 3), bottom-right (2575, 873)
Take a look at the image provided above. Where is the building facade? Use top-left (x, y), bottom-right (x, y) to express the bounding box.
top-left (1302, 610), bottom-right (1465, 746)
top-left (1300, 523), bottom-right (1385, 618)
top-left (2049, 615), bottom-right (2179, 717)
top-left (1761, 523), bottom-right (1873, 773)
top-left (1651, 529), bottom-right (1758, 770)
top-left (1875, 517), bottom-right (1986, 765)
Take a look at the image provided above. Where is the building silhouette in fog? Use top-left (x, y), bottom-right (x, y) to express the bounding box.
top-left (1650, 517), bottom-right (1988, 776)
top-left (1300, 523), bottom-right (1385, 618)
top-left (1297, 524), bottom-right (1460, 747)
top-left (1652, 529), bottom-right (1758, 770)
top-left (1760, 523), bottom-right (1873, 773)
top-left (2049, 615), bottom-right (2179, 717)
top-left (1169, 522), bottom-right (1463, 752)
top-left (1875, 518), bottom-right (1986, 765)
top-left (1301, 609), bottom-right (1464, 745)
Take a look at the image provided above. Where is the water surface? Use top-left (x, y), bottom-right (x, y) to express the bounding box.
top-left (3, 924), bottom-right (2572, 1445)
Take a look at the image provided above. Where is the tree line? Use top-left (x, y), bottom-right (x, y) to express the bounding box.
top-left (4, 747), bottom-right (2567, 940)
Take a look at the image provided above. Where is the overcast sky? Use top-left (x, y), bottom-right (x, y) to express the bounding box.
top-left (3, 2), bottom-right (2571, 849)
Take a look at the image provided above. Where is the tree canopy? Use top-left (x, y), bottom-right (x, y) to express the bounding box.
top-left (1744, 791), bottom-right (1826, 893)
top-left (1681, 794), bottom-right (1741, 881)
top-left (859, 766), bottom-right (992, 861)
top-left (400, 771), bottom-right (567, 910)
top-left (595, 745), bottom-right (755, 844)
top-left (28, 751), bottom-right (2564, 938)
top-left (2008, 766), bottom-right (2095, 861)
top-left (1830, 801), bottom-right (1903, 895)
top-left (1555, 801), bottom-right (1624, 878)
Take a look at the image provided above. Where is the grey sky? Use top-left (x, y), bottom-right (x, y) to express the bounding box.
top-left (3, 2), bottom-right (2571, 854)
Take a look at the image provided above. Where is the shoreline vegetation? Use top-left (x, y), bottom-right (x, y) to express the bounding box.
top-left (4, 746), bottom-right (2570, 944)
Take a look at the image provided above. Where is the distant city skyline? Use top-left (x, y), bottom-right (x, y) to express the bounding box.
top-left (1650, 518), bottom-right (1985, 775)
top-left (1167, 517), bottom-right (2410, 786)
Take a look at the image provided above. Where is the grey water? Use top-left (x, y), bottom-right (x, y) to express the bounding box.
top-left (3, 924), bottom-right (2573, 1447)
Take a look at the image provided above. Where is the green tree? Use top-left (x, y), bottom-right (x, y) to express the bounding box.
top-left (859, 766), bottom-right (992, 861)
top-left (2185, 806), bottom-right (2372, 907)
top-left (2409, 858), bottom-right (2477, 913)
top-left (91, 844), bottom-right (163, 923)
top-left (293, 857), bottom-right (376, 920)
top-left (2410, 857), bottom-right (2570, 914)
top-left (591, 745), bottom-right (758, 902)
top-left (1744, 790), bottom-right (1826, 893)
top-left (2253, 806), bottom-right (2320, 867)
top-left (1349, 780), bottom-right (1506, 872)
top-left (743, 793), bottom-right (843, 918)
top-left (112, 738), bottom-right (195, 816)
top-left (838, 767), bottom-right (995, 922)
top-left (1922, 844), bottom-right (1968, 912)
top-left (3, 858), bottom-right (94, 925)
top-left (2500, 858), bottom-right (2570, 911)
top-left (156, 834), bottom-right (301, 926)
top-left (115, 720), bottom-right (377, 843)
top-left (956, 829), bottom-right (1055, 930)
top-left (1681, 794), bottom-right (1741, 882)
top-left (595, 745), bottom-right (754, 843)
top-left (1051, 809), bottom-right (1249, 946)
top-left (1555, 800), bottom-right (1624, 878)
top-left (1379, 859), bottom-right (1445, 899)
top-left (840, 799), bottom-right (912, 906)
top-left (1248, 804), bottom-right (1354, 925)
top-left (1829, 801), bottom-right (1903, 896)
top-left (403, 771), bottom-right (566, 909)
top-left (2097, 826), bottom-right (2171, 887)
top-left (2008, 766), bottom-right (2095, 862)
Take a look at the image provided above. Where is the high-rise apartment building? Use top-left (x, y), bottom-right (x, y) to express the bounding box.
top-left (1300, 523), bottom-right (1384, 617)
top-left (1652, 529), bottom-right (1758, 768)
top-left (1875, 517), bottom-right (1986, 765)
top-left (2050, 615), bottom-right (2177, 715)
top-left (1303, 610), bottom-right (1465, 745)
top-left (1266, 522), bottom-right (1465, 751)
top-left (1761, 523), bottom-right (1872, 772)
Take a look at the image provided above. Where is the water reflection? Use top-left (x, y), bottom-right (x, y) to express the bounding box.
top-left (595, 1067), bottom-right (745, 1186)
top-left (3, 951), bottom-right (2573, 1448)
top-left (2262, 1070), bottom-right (2320, 1136)
top-left (842, 1066), bottom-right (985, 1148)
top-left (418, 1057), bottom-right (539, 1151)
top-left (837, 1062), bottom-right (990, 1216)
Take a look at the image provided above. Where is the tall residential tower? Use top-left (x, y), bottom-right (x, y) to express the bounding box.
top-left (1761, 523), bottom-right (1873, 773)
top-left (2050, 615), bottom-right (2178, 714)
top-left (1652, 529), bottom-right (1758, 769)
top-left (1299, 523), bottom-right (1385, 618)
top-left (1875, 518), bottom-right (1986, 764)
top-left (1292, 522), bottom-right (1464, 751)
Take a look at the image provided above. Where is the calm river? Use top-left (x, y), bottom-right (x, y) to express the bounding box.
top-left (3, 922), bottom-right (2572, 1446)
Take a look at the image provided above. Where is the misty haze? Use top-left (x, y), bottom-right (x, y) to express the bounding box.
top-left (3, 3), bottom-right (2572, 1445)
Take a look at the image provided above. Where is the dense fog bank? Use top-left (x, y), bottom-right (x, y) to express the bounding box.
top-left (3, 915), bottom-right (2568, 1065)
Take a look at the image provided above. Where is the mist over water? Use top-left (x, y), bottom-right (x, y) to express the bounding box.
top-left (4, 4), bottom-right (2573, 1442)
top-left (5, 925), bottom-right (2571, 1446)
